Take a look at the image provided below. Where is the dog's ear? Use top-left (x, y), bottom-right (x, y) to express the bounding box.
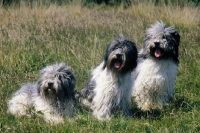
top-left (58, 67), bottom-right (76, 97)
top-left (125, 40), bottom-right (138, 71)
top-left (171, 31), bottom-right (180, 46)
top-left (103, 43), bottom-right (110, 70)
top-left (165, 25), bottom-right (180, 46)
top-left (37, 83), bottom-right (41, 94)
top-left (36, 77), bottom-right (43, 94)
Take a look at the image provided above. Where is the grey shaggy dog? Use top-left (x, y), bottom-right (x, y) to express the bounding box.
top-left (77, 35), bottom-right (138, 120)
top-left (7, 63), bottom-right (76, 124)
top-left (132, 21), bottom-right (180, 111)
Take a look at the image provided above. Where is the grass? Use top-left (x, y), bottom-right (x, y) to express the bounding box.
top-left (0, 2), bottom-right (200, 132)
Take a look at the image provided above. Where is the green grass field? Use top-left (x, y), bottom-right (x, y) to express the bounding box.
top-left (0, 2), bottom-right (200, 132)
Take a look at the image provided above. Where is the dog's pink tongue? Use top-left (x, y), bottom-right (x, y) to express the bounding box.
top-left (155, 49), bottom-right (161, 57)
top-left (114, 61), bottom-right (121, 69)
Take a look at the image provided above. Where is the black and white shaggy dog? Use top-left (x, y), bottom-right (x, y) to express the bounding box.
top-left (7, 63), bottom-right (76, 124)
top-left (132, 21), bottom-right (180, 111)
top-left (77, 36), bottom-right (138, 120)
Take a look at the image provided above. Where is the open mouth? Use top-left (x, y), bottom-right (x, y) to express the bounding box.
top-left (45, 84), bottom-right (55, 93)
top-left (47, 87), bottom-right (53, 92)
top-left (154, 48), bottom-right (161, 57)
top-left (151, 48), bottom-right (163, 58)
top-left (113, 59), bottom-right (122, 69)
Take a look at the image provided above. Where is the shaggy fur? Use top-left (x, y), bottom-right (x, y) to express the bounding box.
top-left (77, 36), bottom-right (138, 120)
top-left (132, 21), bottom-right (180, 111)
top-left (7, 63), bottom-right (76, 124)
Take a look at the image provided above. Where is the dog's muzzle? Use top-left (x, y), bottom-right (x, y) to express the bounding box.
top-left (150, 42), bottom-right (164, 58)
top-left (113, 54), bottom-right (122, 69)
top-left (46, 82), bottom-right (55, 92)
top-left (111, 53), bottom-right (126, 71)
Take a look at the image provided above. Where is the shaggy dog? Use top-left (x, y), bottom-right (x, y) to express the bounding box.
top-left (77, 36), bottom-right (138, 120)
top-left (132, 21), bottom-right (180, 111)
top-left (7, 63), bottom-right (76, 124)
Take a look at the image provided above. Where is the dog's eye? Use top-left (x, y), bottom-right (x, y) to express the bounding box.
top-left (113, 47), bottom-right (118, 51)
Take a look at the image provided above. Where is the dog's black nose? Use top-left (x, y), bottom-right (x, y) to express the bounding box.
top-left (154, 42), bottom-right (160, 47)
top-left (116, 54), bottom-right (122, 58)
top-left (48, 82), bottom-right (54, 87)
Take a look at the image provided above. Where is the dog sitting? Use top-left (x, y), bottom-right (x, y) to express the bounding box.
top-left (7, 63), bottom-right (76, 124)
top-left (77, 35), bottom-right (138, 120)
top-left (132, 21), bottom-right (180, 111)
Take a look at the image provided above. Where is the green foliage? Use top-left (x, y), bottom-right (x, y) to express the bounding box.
top-left (1, 0), bottom-right (199, 7)
top-left (0, 2), bottom-right (200, 132)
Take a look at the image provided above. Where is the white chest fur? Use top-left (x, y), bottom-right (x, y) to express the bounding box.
top-left (132, 58), bottom-right (177, 111)
top-left (91, 62), bottom-right (133, 120)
